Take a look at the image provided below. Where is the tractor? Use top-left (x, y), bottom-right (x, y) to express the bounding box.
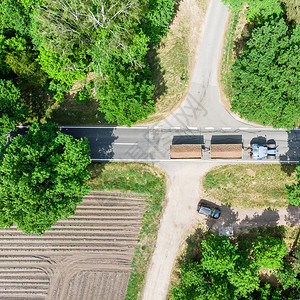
top-left (251, 143), bottom-right (277, 159)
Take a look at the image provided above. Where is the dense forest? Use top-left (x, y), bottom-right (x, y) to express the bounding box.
top-left (222, 0), bottom-right (300, 129)
top-left (171, 229), bottom-right (300, 299)
top-left (0, 0), bottom-right (176, 126)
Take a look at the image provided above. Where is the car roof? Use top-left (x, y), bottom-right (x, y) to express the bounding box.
top-left (198, 206), bottom-right (212, 215)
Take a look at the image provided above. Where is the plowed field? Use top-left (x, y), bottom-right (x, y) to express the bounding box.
top-left (0, 191), bottom-right (145, 300)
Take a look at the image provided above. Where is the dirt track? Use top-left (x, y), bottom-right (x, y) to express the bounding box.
top-left (142, 161), bottom-right (300, 300)
top-left (0, 191), bottom-right (145, 300)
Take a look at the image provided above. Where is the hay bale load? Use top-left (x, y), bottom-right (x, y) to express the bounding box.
top-left (210, 144), bottom-right (242, 159)
top-left (170, 144), bottom-right (202, 159)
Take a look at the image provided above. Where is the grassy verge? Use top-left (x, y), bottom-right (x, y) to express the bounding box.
top-left (47, 97), bottom-right (107, 125)
top-left (219, 8), bottom-right (252, 108)
top-left (203, 164), bottom-right (298, 209)
top-left (139, 0), bottom-right (210, 124)
top-left (219, 12), bottom-right (238, 104)
top-left (88, 162), bottom-right (166, 300)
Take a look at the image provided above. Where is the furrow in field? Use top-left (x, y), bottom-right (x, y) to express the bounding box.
top-left (0, 292), bottom-right (46, 299)
top-left (0, 236), bottom-right (138, 243)
top-left (53, 220), bottom-right (142, 227)
top-left (59, 215), bottom-right (143, 221)
top-left (0, 246), bottom-right (135, 252)
top-left (0, 192), bottom-right (146, 300)
top-left (86, 191), bottom-right (145, 199)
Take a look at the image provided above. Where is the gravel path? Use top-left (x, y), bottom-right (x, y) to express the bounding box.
top-left (141, 161), bottom-right (300, 300)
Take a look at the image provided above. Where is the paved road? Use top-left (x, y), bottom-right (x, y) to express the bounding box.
top-left (155, 0), bottom-right (258, 129)
top-left (60, 126), bottom-right (300, 162)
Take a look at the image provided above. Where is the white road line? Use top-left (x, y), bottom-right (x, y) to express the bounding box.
top-left (171, 127), bottom-right (181, 130)
top-left (188, 127), bottom-right (198, 130)
top-left (239, 127), bottom-right (249, 130)
top-left (59, 126), bottom-right (148, 129)
top-left (91, 158), bottom-right (300, 163)
top-left (113, 142), bottom-right (138, 145)
top-left (222, 127), bottom-right (232, 130)
top-left (205, 127), bottom-right (214, 130)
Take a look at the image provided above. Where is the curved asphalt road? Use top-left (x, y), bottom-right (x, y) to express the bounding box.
top-left (154, 0), bottom-right (258, 130)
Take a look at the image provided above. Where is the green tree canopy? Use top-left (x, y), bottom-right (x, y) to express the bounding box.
top-left (0, 79), bottom-right (27, 123)
top-left (201, 234), bottom-right (239, 275)
top-left (0, 122), bottom-right (91, 235)
top-left (221, 0), bottom-right (283, 22)
top-left (252, 236), bottom-right (288, 269)
top-left (286, 164), bottom-right (300, 206)
top-left (230, 19), bottom-right (300, 128)
top-left (171, 234), bottom-right (296, 299)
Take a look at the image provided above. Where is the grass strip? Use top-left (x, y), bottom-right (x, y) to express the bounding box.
top-left (203, 164), bottom-right (298, 209)
top-left (220, 11), bottom-right (239, 103)
top-left (88, 162), bottom-right (166, 300)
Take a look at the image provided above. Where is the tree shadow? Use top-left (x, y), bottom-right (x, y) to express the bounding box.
top-left (239, 209), bottom-right (280, 228)
top-left (22, 87), bottom-right (54, 123)
top-left (279, 129), bottom-right (300, 167)
top-left (285, 205), bottom-right (300, 227)
top-left (146, 46), bottom-right (168, 103)
top-left (60, 127), bottom-right (117, 161)
top-left (233, 22), bottom-right (253, 58)
top-left (89, 162), bottom-right (107, 180)
top-left (237, 225), bottom-right (286, 251)
top-left (280, 164), bottom-right (297, 176)
top-left (179, 227), bottom-right (206, 264)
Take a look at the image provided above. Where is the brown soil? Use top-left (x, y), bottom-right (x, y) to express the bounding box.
top-left (170, 144), bottom-right (202, 159)
top-left (0, 191), bottom-right (145, 300)
top-left (210, 144), bottom-right (242, 159)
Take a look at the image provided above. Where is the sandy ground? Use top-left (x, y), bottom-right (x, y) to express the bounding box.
top-left (141, 161), bottom-right (300, 300)
top-left (142, 161), bottom-right (218, 300)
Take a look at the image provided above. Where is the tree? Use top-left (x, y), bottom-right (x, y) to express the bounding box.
top-left (0, 79), bottom-right (27, 123)
top-left (171, 233), bottom-right (294, 299)
top-left (221, 0), bottom-right (283, 22)
top-left (230, 19), bottom-right (300, 128)
top-left (0, 115), bottom-right (15, 157)
top-left (142, 0), bottom-right (176, 45)
top-left (0, 122), bottom-right (91, 235)
top-left (201, 234), bottom-right (239, 275)
top-left (286, 164), bottom-right (300, 206)
top-left (96, 59), bottom-right (154, 125)
top-left (252, 236), bottom-right (288, 269)
top-left (33, 0), bottom-right (143, 74)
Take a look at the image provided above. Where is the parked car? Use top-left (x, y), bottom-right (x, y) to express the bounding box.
top-left (197, 201), bottom-right (221, 219)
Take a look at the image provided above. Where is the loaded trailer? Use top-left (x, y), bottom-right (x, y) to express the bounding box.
top-left (169, 140), bottom-right (277, 160)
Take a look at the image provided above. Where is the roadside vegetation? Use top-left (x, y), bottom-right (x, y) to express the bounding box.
top-left (140, 0), bottom-right (210, 124)
top-left (220, 0), bottom-right (300, 129)
top-left (286, 163), bottom-right (300, 206)
top-left (170, 226), bottom-right (300, 299)
top-left (89, 162), bottom-right (166, 300)
top-left (0, 0), bottom-right (177, 126)
top-left (0, 122), bottom-right (91, 235)
top-left (203, 164), bottom-right (298, 209)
